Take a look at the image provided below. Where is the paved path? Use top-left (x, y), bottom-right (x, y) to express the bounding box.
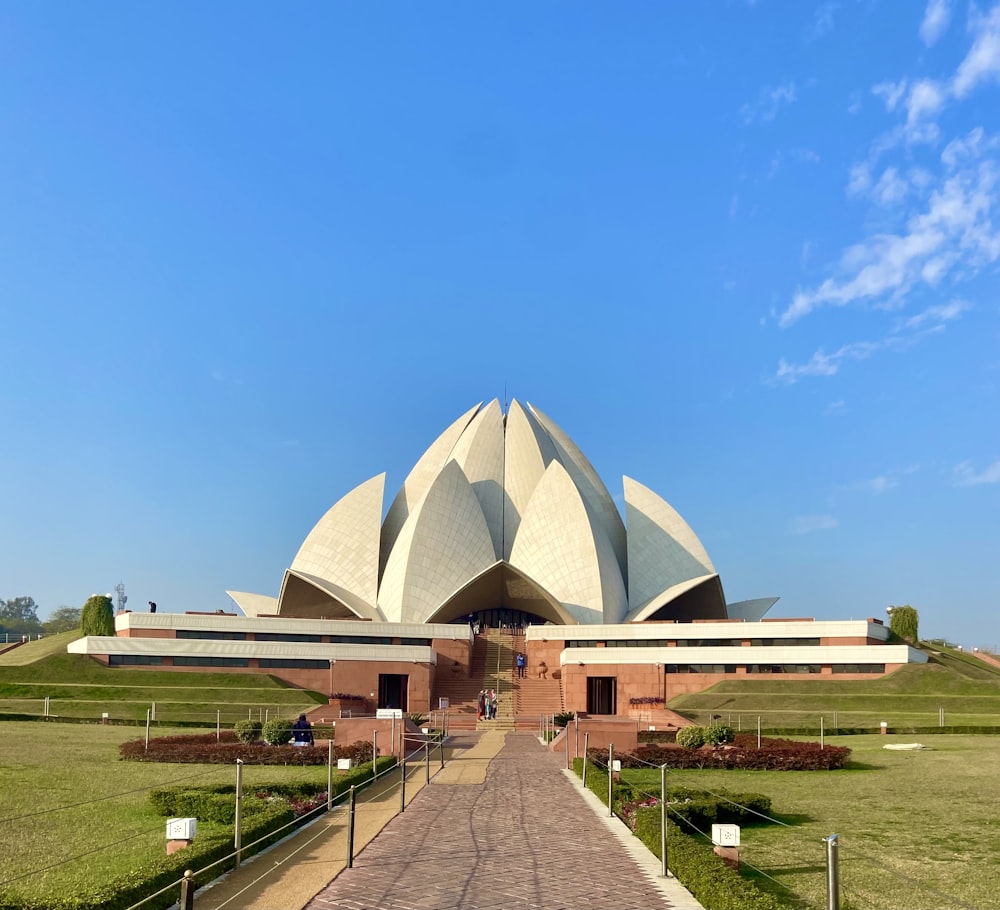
top-left (304, 731), bottom-right (701, 910)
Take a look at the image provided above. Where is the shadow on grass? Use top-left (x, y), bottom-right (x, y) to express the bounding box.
top-left (843, 760), bottom-right (886, 771)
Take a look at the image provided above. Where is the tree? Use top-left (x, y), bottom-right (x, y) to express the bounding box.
top-left (80, 595), bottom-right (115, 637)
top-left (888, 604), bottom-right (919, 643)
top-left (0, 596), bottom-right (43, 637)
top-left (43, 607), bottom-right (82, 633)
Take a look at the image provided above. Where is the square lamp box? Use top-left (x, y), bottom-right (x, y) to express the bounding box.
top-left (166, 818), bottom-right (197, 841)
top-left (337, 758), bottom-right (353, 771)
top-left (712, 824), bottom-right (740, 847)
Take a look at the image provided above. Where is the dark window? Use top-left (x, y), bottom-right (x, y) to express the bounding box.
top-left (258, 659), bottom-right (330, 669)
top-left (399, 638), bottom-right (432, 647)
top-left (176, 630), bottom-right (248, 641)
top-left (109, 654), bottom-right (163, 666)
top-left (832, 664), bottom-right (884, 674)
top-left (331, 635), bottom-right (392, 645)
top-left (255, 633), bottom-right (324, 643)
top-left (173, 657), bottom-right (249, 668)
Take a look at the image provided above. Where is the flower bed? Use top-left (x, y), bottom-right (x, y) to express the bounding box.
top-left (119, 732), bottom-right (376, 765)
top-left (588, 733), bottom-right (851, 771)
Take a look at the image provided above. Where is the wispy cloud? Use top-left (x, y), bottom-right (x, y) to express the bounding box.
top-left (953, 4), bottom-right (1000, 98)
top-left (825, 399), bottom-right (847, 416)
top-left (741, 82), bottom-right (797, 124)
top-left (779, 147), bottom-right (999, 327)
top-left (773, 300), bottom-right (968, 383)
top-left (921, 0), bottom-right (953, 47)
top-left (808, 2), bottom-right (838, 41)
top-left (790, 514), bottom-right (839, 534)
top-left (780, 5), bottom-right (1000, 328)
top-left (952, 459), bottom-right (1000, 485)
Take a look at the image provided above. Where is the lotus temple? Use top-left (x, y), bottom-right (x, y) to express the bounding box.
top-left (69, 400), bottom-right (926, 723)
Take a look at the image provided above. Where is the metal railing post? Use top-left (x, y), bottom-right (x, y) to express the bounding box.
top-left (327, 739), bottom-right (334, 811)
top-left (425, 735), bottom-right (430, 784)
top-left (373, 730), bottom-right (379, 779)
top-left (179, 869), bottom-right (195, 910)
top-left (400, 737), bottom-right (407, 813)
top-left (608, 744), bottom-right (614, 816)
top-left (660, 763), bottom-right (669, 877)
top-left (825, 834), bottom-right (840, 910)
top-left (582, 732), bottom-right (589, 787)
top-left (439, 731), bottom-right (445, 769)
top-left (347, 786), bottom-right (356, 868)
top-left (234, 760), bottom-right (244, 868)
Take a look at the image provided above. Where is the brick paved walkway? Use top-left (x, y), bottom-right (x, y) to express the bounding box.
top-left (304, 732), bottom-right (697, 910)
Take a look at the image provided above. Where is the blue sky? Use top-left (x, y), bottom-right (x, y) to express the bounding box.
top-left (1, 2), bottom-right (997, 648)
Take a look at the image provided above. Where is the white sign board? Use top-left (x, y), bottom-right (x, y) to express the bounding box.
top-left (611, 760), bottom-right (622, 772)
top-left (337, 758), bottom-right (353, 770)
top-left (438, 697), bottom-right (450, 709)
top-left (376, 708), bottom-right (403, 719)
top-left (711, 824), bottom-right (740, 847)
top-left (166, 818), bottom-right (197, 840)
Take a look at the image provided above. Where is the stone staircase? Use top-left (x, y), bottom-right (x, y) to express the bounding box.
top-left (476, 630), bottom-right (515, 731)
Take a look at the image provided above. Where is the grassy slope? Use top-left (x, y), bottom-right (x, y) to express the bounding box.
top-left (669, 645), bottom-right (1000, 729)
top-left (0, 722), bottom-right (329, 905)
top-left (625, 734), bottom-right (1000, 910)
top-left (0, 648), bottom-right (327, 725)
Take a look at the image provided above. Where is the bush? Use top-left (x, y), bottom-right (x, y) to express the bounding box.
top-left (704, 724), bottom-right (735, 746)
top-left (233, 720), bottom-right (262, 744)
top-left (262, 718), bottom-right (293, 745)
top-left (79, 595), bottom-right (114, 637)
top-left (573, 759), bottom-right (783, 910)
top-left (676, 725), bottom-right (706, 749)
top-left (119, 732), bottom-right (379, 766)
top-left (553, 711), bottom-right (575, 728)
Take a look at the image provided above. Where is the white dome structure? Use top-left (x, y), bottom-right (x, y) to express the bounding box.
top-left (229, 399), bottom-right (747, 626)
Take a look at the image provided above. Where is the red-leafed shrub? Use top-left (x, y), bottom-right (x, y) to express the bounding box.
top-left (587, 734), bottom-right (851, 771)
top-left (119, 732), bottom-right (375, 765)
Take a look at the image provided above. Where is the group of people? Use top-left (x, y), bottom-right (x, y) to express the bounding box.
top-left (477, 688), bottom-right (498, 720)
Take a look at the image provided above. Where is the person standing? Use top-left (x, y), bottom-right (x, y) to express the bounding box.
top-left (515, 652), bottom-right (526, 678)
top-left (291, 713), bottom-right (314, 746)
top-left (477, 689), bottom-right (485, 720)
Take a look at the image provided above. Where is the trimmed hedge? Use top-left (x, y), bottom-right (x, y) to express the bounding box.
top-left (574, 758), bottom-right (785, 910)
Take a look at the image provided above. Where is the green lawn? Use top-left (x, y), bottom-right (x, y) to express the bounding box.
top-left (670, 654), bottom-right (1000, 731)
top-left (623, 734), bottom-right (1000, 910)
top-left (0, 722), bottom-right (332, 906)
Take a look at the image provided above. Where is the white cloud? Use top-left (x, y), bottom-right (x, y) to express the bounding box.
top-left (953, 4), bottom-right (1000, 98)
top-left (791, 514), bottom-right (839, 534)
top-left (780, 148), bottom-right (1000, 326)
top-left (866, 475), bottom-right (899, 494)
top-left (785, 6), bottom-right (1000, 329)
top-left (872, 79), bottom-right (908, 112)
top-left (904, 78), bottom-right (946, 142)
top-left (809, 2), bottom-right (838, 40)
top-left (920, 0), bottom-right (953, 47)
top-left (741, 82), bottom-right (798, 124)
top-left (772, 298), bottom-right (968, 383)
top-left (872, 166), bottom-right (910, 205)
top-left (774, 340), bottom-right (881, 383)
top-left (825, 399), bottom-right (847, 415)
top-left (897, 298), bottom-right (970, 330)
top-left (952, 459), bottom-right (1000, 485)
